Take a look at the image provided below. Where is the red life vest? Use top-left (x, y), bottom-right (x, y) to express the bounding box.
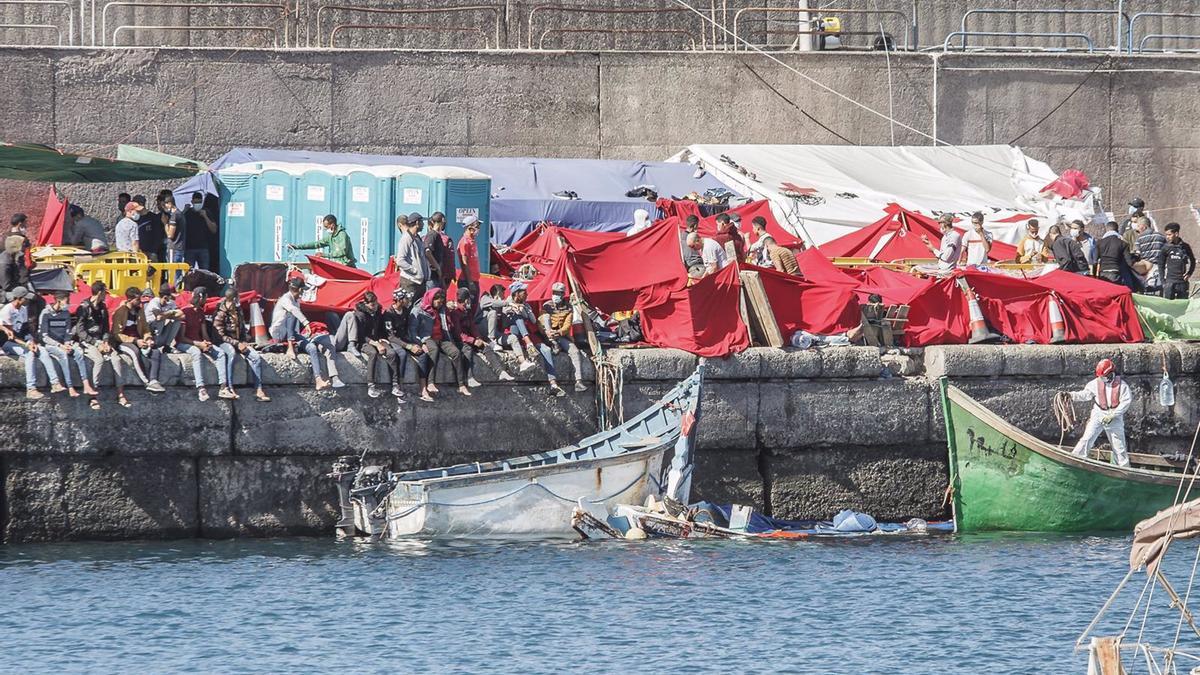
top-left (1093, 376), bottom-right (1122, 411)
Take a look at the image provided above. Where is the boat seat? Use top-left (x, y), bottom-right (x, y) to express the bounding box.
top-left (1089, 449), bottom-right (1190, 471)
top-left (619, 436), bottom-right (662, 449)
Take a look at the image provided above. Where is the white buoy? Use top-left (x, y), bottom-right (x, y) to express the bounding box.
top-left (625, 527), bottom-right (647, 540)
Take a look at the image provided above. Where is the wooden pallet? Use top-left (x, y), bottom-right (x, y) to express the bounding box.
top-left (739, 270), bottom-right (784, 348)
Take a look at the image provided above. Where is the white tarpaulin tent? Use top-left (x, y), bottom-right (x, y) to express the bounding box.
top-left (667, 144), bottom-right (1100, 246)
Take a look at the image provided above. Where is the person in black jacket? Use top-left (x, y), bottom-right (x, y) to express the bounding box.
top-left (73, 281), bottom-right (129, 408)
top-left (1158, 222), bottom-right (1196, 300)
top-left (1049, 224), bottom-right (1089, 273)
top-left (377, 288), bottom-right (427, 400)
top-left (0, 234), bottom-right (29, 292)
top-left (1096, 221), bottom-right (1136, 287)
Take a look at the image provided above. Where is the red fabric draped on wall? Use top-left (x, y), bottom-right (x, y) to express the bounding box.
top-left (35, 187), bottom-right (67, 248)
top-left (747, 263), bottom-right (859, 336)
top-left (637, 264), bottom-right (749, 357)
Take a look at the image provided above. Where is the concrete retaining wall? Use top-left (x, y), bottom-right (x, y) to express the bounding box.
top-left (1, 342), bottom-right (1195, 542)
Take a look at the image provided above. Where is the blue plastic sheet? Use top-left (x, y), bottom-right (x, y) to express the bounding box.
top-left (173, 148), bottom-right (734, 245)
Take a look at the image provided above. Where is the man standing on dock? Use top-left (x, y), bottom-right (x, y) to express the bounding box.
top-left (1067, 358), bottom-right (1132, 468)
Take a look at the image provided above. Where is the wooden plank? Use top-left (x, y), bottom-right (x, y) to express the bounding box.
top-left (1088, 449), bottom-right (1188, 471)
top-left (739, 270), bottom-right (784, 348)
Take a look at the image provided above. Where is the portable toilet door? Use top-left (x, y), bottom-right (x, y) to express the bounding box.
top-left (256, 169), bottom-right (297, 268)
top-left (216, 171), bottom-right (258, 277)
top-left (442, 174), bottom-right (493, 274)
top-left (344, 170), bottom-right (393, 273)
top-left (293, 169), bottom-right (342, 259)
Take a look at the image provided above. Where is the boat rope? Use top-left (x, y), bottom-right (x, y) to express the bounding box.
top-left (382, 471), bottom-right (655, 523)
top-left (596, 356), bottom-right (625, 430)
top-left (1052, 392), bottom-right (1077, 448)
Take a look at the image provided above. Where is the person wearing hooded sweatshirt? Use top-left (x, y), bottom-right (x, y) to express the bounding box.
top-left (539, 282), bottom-right (586, 393)
top-left (449, 286), bottom-right (493, 388)
top-left (409, 288), bottom-right (471, 398)
top-left (289, 214), bottom-right (357, 268)
top-left (350, 292), bottom-right (389, 399)
top-left (379, 287), bottom-right (427, 400)
top-left (38, 291), bottom-right (86, 399)
top-left (73, 281), bottom-right (129, 408)
top-left (176, 287), bottom-right (230, 402)
top-left (211, 287), bottom-right (270, 402)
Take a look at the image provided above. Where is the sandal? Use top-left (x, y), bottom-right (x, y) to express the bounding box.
top-left (255, 391), bottom-right (271, 402)
top-left (118, 395), bottom-right (132, 408)
top-left (88, 398), bottom-right (101, 411)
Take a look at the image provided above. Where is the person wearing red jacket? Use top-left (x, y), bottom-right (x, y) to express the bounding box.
top-left (450, 286), bottom-right (486, 388)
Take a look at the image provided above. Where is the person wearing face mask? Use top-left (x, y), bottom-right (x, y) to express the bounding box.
top-left (182, 191), bottom-right (218, 271)
top-left (211, 287), bottom-right (271, 403)
top-left (1049, 223), bottom-right (1088, 274)
top-left (1071, 221), bottom-right (1098, 274)
top-left (1067, 358), bottom-right (1132, 467)
top-left (1157, 222), bottom-right (1195, 300)
top-left (289, 214), bottom-right (356, 268)
top-left (539, 282), bottom-right (586, 393)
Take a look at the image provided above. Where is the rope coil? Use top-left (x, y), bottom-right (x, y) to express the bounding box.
top-left (1053, 391), bottom-right (1077, 448)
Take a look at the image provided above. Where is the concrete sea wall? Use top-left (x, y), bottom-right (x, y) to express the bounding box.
top-left (1, 342), bottom-right (1195, 542)
top-left (1, 48), bottom-right (1200, 241)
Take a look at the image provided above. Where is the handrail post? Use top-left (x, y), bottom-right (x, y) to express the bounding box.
top-left (1115, 0), bottom-right (1123, 53)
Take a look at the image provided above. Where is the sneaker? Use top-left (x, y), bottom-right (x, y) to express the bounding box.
top-left (467, 377), bottom-right (482, 388)
top-left (549, 384), bottom-right (566, 398)
top-left (197, 388), bottom-right (210, 402)
top-left (25, 388), bottom-right (43, 400)
top-left (549, 342), bottom-right (562, 355)
top-left (519, 360), bottom-right (537, 372)
top-left (491, 341), bottom-right (504, 353)
top-left (391, 384), bottom-right (405, 399)
top-left (524, 345), bottom-right (539, 361)
top-left (50, 383), bottom-right (66, 394)
top-left (146, 380), bottom-right (165, 393)
top-left (574, 381), bottom-right (587, 393)
top-left (458, 386), bottom-right (472, 397)
top-left (315, 377), bottom-right (331, 391)
top-left (331, 377), bottom-right (346, 389)
top-left (368, 383), bottom-right (381, 398)
top-left (427, 383), bottom-right (439, 394)
top-left (498, 370), bottom-right (515, 381)
top-left (218, 387), bottom-right (238, 400)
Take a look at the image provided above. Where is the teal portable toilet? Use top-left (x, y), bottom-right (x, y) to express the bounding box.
top-left (256, 168), bottom-right (297, 267)
top-left (421, 167), bottom-right (493, 274)
top-left (344, 169), bottom-right (397, 273)
top-left (293, 169), bottom-right (342, 256)
top-left (216, 170), bottom-right (257, 277)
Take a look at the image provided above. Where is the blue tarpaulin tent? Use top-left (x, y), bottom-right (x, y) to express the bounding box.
top-left (173, 148), bottom-right (735, 244)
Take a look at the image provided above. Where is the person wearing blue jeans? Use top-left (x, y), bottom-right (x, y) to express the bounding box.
top-left (0, 286), bottom-right (59, 399)
top-left (269, 278), bottom-right (342, 390)
top-left (212, 287), bottom-right (271, 402)
top-left (38, 291), bottom-right (86, 399)
top-left (177, 288), bottom-right (230, 402)
top-left (499, 282), bottom-right (566, 397)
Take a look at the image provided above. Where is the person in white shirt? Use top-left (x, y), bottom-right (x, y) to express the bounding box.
top-left (960, 212), bottom-right (994, 266)
top-left (269, 277), bottom-right (342, 390)
top-left (686, 232), bottom-right (727, 276)
top-left (67, 205), bottom-right (109, 252)
top-left (114, 201), bottom-right (142, 253)
top-left (0, 286), bottom-right (58, 399)
top-left (922, 216), bottom-right (962, 271)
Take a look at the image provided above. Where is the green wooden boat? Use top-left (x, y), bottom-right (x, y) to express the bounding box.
top-left (940, 379), bottom-right (1193, 533)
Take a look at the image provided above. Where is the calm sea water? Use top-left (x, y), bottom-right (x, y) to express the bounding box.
top-left (1, 534), bottom-right (1195, 674)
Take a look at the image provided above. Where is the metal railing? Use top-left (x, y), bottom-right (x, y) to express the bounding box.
top-left (949, 7), bottom-right (1128, 52)
top-left (0, 22), bottom-right (63, 44)
top-left (0, 0), bottom-right (73, 44)
top-left (732, 6), bottom-right (912, 51)
top-left (112, 23), bottom-right (278, 46)
top-left (536, 26), bottom-right (697, 51)
top-left (527, 5), bottom-right (710, 51)
top-left (98, 0), bottom-right (290, 46)
top-left (313, 4), bottom-right (501, 49)
top-left (943, 30), bottom-right (1096, 53)
top-left (328, 22), bottom-right (491, 49)
top-left (1129, 12), bottom-right (1200, 53)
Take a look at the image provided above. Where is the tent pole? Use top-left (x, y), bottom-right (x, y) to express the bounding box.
top-left (557, 235), bottom-right (603, 359)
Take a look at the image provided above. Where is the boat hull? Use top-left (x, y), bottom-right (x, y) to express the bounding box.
top-left (942, 381), bottom-right (1185, 533)
top-left (381, 447), bottom-right (667, 538)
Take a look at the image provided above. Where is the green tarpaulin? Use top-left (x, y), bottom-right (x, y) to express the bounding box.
top-left (1133, 294), bottom-right (1200, 341)
top-left (0, 143), bottom-right (203, 182)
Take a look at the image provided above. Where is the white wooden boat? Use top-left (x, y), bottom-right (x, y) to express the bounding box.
top-left (329, 365), bottom-right (704, 539)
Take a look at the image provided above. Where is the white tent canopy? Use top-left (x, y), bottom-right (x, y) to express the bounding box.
top-left (667, 144), bottom-right (1100, 246)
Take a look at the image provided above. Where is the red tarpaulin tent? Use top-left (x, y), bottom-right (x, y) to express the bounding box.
top-left (637, 263), bottom-right (749, 357)
top-left (35, 186), bottom-right (66, 247)
top-left (819, 203), bottom-right (1017, 262)
top-left (1027, 269), bottom-right (1145, 343)
top-left (748, 263), bottom-right (859, 337)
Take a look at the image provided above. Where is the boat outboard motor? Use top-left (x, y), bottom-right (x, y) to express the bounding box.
top-left (328, 455), bottom-right (361, 538)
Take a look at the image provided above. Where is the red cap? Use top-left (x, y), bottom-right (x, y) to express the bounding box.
top-left (1095, 358), bottom-right (1115, 377)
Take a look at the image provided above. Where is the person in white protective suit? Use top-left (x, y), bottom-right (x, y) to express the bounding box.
top-left (1068, 358), bottom-right (1132, 467)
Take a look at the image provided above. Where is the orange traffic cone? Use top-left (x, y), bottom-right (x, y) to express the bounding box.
top-left (1048, 295), bottom-right (1067, 344)
top-left (957, 279), bottom-right (1001, 344)
top-left (249, 301), bottom-right (269, 346)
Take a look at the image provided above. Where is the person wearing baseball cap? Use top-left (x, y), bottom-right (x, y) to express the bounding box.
top-left (269, 277), bottom-right (343, 390)
top-left (539, 281), bottom-right (586, 393)
top-left (370, 287), bottom-right (426, 400)
top-left (115, 201), bottom-right (142, 253)
top-left (1, 285), bottom-right (58, 400)
top-left (394, 213), bottom-right (429, 298)
top-left (457, 215), bottom-right (482, 294)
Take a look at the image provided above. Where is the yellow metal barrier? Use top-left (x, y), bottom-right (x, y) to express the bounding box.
top-left (75, 261), bottom-right (191, 295)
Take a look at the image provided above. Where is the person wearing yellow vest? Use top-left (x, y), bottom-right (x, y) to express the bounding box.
top-left (1068, 358), bottom-right (1132, 467)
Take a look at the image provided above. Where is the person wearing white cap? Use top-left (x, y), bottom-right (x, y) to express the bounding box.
top-left (456, 215), bottom-right (482, 294)
top-left (1, 286), bottom-right (59, 399)
top-left (499, 282), bottom-right (541, 374)
top-left (539, 282), bottom-right (586, 393)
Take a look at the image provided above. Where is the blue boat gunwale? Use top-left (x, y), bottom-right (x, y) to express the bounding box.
top-left (390, 367), bottom-right (703, 487)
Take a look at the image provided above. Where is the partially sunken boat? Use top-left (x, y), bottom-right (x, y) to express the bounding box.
top-left (329, 365), bottom-right (703, 539)
top-left (941, 379), bottom-right (1195, 533)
